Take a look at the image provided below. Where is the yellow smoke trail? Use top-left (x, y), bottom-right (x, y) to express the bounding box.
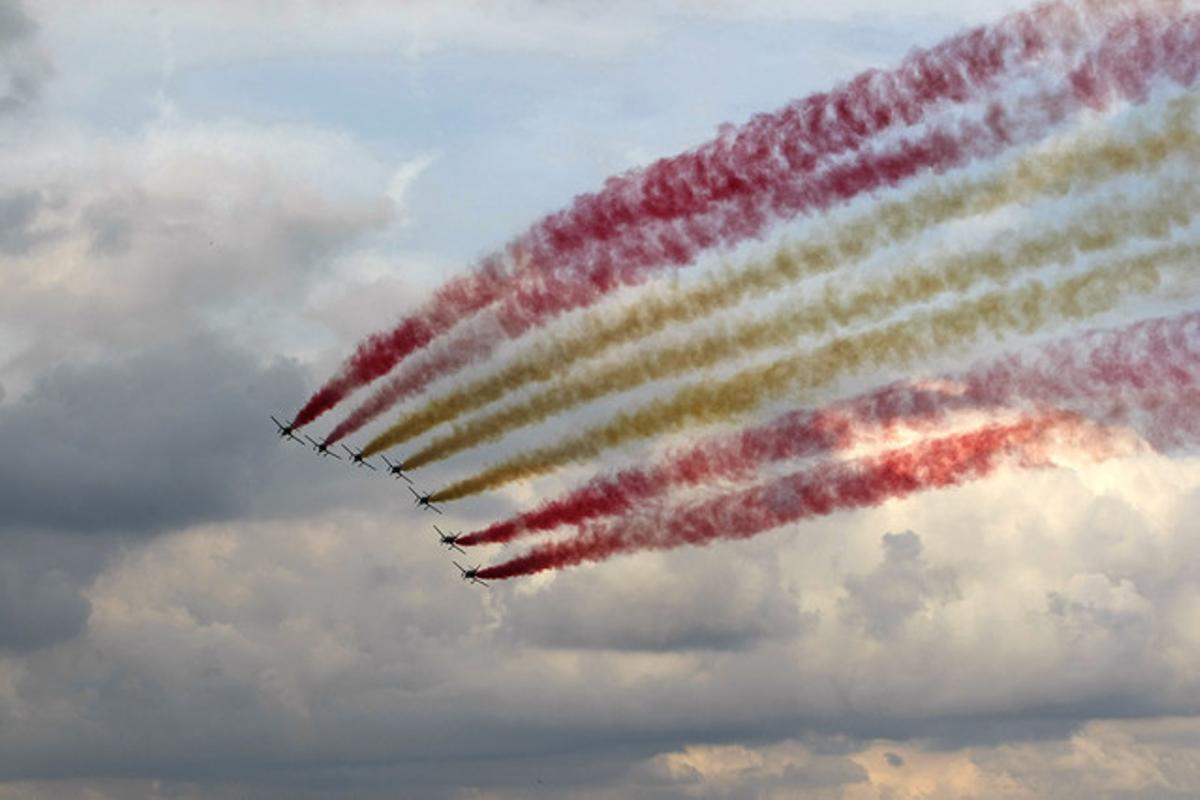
top-left (404, 181), bottom-right (1199, 470)
top-left (433, 241), bottom-right (1195, 502)
top-left (361, 92), bottom-right (1200, 459)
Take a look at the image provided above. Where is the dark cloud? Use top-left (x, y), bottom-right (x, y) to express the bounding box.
top-left (0, 561), bottom-right (90, 652)
top-left (883, 750), bottom-right (904, 767)
top-left (0, 0), bottom-right (52, 115)
top-left (839, 531), bottom-right (960, 639)
top-left (0, 336), bottom-right (387, 536)
top-left (0, 529), bottom-right (119, 652)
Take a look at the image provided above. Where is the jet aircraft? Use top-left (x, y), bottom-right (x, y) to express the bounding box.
top-left (341, 444), bottom-right (377, 470)
top-left (380, 455), bottom-right (414, 484)
top-left (434, 525), bottom-right (467, 554)
top-left (270, 416), bottom-right (304, 444)
top-left (408, 486), bottom-right (443, 514)
top-left (453, 561), bottom-right (489, 587)
top-left (305, 435), bottom-right (342, 459)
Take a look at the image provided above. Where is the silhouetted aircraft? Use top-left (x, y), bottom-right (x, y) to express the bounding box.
top-left (380, 455), bottom-right (414, 484)
top-left (408, 486), bottom-right (443, 514)
top-left (270, 416), bottom-right (304, 444)
top-left (434, 525), bottom-right (466, 554)
top-left (340, 444), bottom-right (377, 470)
top-left (305, 435), bottom-right (342, 459)
top-left (453, 561), bottom-right (489, 587)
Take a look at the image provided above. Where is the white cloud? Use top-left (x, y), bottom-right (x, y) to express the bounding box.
top-left (0, 115), bottom-right (406, 388)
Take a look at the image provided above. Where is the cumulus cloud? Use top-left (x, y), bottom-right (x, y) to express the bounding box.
top-left (839, 530), bottom-right (961, 639)
top-left (0, 335), bottom-right (396, 536)
top-left (0, 118), bottom-right (404, 385)
top-left (629, 739), bottom-right (869, 798)
top-left (500, 548), bottom-right (811, 651)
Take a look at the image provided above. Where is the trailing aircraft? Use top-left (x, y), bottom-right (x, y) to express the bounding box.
top-left (305, 435), bottom-right (342, 459)
top-left (341, 444), bottom-right (377, 470)
top-left (434, 525), bottom-right (467, 554)
top-left (380, 455), bottom-right (414, 484)
top-left (408, 486), bottom-right (443, 514)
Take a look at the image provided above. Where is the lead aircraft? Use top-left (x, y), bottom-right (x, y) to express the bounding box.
top-left (270, 415), bottom-right (304, 444)
top-left (408, 486), bottom-right (443, 514)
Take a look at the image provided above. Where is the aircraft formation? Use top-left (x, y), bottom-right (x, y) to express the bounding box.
top-left (267, 3), bottom-right (1200, 585)
top-left (270, 414), bottom-right (477, 586)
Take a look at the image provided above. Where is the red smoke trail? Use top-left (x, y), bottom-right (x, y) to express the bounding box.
top-left (292, 261), bottom-right (508, 428)
top-left (460, 310), bottom-right (1200, 547)
top-left (300, 0), bottom-right (1157, 432)
top-left (325, 6), bottom-right (1198, 444)
top-left (477, 413), bottom-right (1112, 579)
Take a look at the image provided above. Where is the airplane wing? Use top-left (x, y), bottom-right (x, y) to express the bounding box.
top-left (305, 435), bottom-right (321, 447)
top-left (451, 544), bottom-right (467, 554)
top-left (381, 455), bottom-right (395, 468)
top-left (434, 525), bottom-right (445, 536)
top-left (270, 415), bottom-right (283, 429)
top-left (328, 451), bottom-right (343, 460)
top-left (408, 486), bottom-right (421, 500)
top-left (341, 444), bottom-right (355, 456)
top-left (399, 473), bottom-right (414, 485)
top-left (363, 462), bottom-right (377, 471)
top-left (430, 505), bottom-right (443, 515)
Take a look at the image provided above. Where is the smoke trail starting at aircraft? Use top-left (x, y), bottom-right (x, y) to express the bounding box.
top-left (475, 412), bottom-right (1141, 579)
top-left (459, 309), bottom-right (1200, 546)
top-left (393, 178), bottom-right (1200, 469)
top-left (358, 93), bottom-right (1200, 456)
top-left (433, 240), bottom-right (1193, 502)
top-left (318, 2), bottom-right (1190, 441)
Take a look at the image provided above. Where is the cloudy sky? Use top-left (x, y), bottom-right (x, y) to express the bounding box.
top-left (2, 1), bottom-right (1200, 797)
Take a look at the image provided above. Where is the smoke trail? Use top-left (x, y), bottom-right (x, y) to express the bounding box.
top-left (460, 309), bottom-right (1200, 546)
top-left (395, 179), bottom-right (1199, 469)
top-left (298, 0), bottom-right (1136, 429)
top-left (359, 92), bottom-right (1200, 456)
top-left (434, 241), bottom-right (1194, 502)
top-left (325, 6), bottom-right (1197, 442)
top-left (476, 412), bottom-right (1137, 579)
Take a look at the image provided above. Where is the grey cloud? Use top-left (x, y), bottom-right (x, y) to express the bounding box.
top-left (0, 0), bottom-right (51, 115)
top-left (80, 196), bottom-right (135, 257)
top-left (0, 562), bottom-right (89, 652)
top-left (500, 550), bottom-right (810, 651)
top-left (0, 336), bottom-right (385, 536)
top-left (0, 530), bottom-right (119, 653)
top-left (839, 530), bottom-right (960, 639)
top-left (883, 750), bottom-right (904, 767)
top-left (0, 189), bottom-right (60, 255)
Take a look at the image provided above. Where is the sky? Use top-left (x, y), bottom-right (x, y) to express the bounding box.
top-left (2, 1), bottom-right (1200, 797)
